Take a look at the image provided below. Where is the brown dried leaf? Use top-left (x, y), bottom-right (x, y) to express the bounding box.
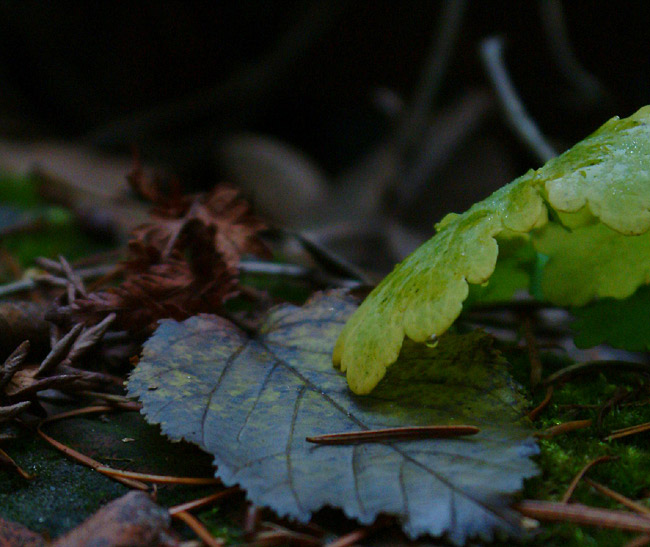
top-left (0, 517), bottom-right (46, 547)
top-left (67, 178), bottom-right (268, 332)
top-left (71, 252), bottom-right (238, 331)
top-left (126, 156), bottom-right (185, 210)
top-left (0, 401), bottom-right (31, 423)
top-left (132, 184), bottom-right (270, 270)
top-left (5, 365), bottom-right (85, 401)
top-left (51, 491), bottom-right (180, 547)
top-left (0, 302), bottom-right (50, 361)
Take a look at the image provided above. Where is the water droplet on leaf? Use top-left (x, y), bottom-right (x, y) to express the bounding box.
top-left (425, 334), bottom-right (438, 348)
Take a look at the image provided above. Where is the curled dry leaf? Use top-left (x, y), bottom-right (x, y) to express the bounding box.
top-left (69, 175), bottom-right (270, 331)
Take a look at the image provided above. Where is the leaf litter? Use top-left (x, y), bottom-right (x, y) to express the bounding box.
top-left (64, 165), bottom-right (271, 332)
top-left (5, 107), bottom-right (650, 544)
top-left (129, 290), bottom-right (539, 544)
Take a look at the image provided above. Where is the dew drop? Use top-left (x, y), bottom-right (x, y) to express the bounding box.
top-left (425, 334), bottom-right (439, 348)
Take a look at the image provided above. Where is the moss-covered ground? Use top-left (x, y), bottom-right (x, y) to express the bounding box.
top-left (500, 347), bottom-right (650, 546)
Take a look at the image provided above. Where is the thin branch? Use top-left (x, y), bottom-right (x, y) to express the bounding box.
top-left (87, 1), bottom-right (348, 149)
top-left (324, 528), bottom-right (370, 547)
top-left (605, 421), bottom-right (650, 442)
top-left (539, 0), bottom-right (608, 106)
top-left (480, 36), bottom-right (557, 164)
top-left (0, 447), bottom-right (33, 480)
top-left (395, 0), bottom-right (468, 150)
top-left (36, 423), bottom-right (148, 490)
top-left (585, 479), bottom-right (650, 516)
top-left (95, 467), bottom-right (221, 486)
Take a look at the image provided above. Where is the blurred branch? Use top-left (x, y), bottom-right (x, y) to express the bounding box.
top-left (336, 0), bottom-right (469, 223)
top-left (480, 36), bottom-right (557, 164)
top-left (394, 0), bottom-right (468, 151)
top-left (394, 88), bottom-right (493, 214)
top-left (539, 0), bottom-right (609, 107)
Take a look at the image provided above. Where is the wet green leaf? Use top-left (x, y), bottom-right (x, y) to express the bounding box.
top-left (571, 284), bottom-right (650, 350)
top-left (334, 107), bottom-right (650, 393)
top-left (128, 291), bottom-right (538, 544)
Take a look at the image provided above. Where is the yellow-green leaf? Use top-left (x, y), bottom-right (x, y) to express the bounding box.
top-left (335, 106), bottom-right (650, 393)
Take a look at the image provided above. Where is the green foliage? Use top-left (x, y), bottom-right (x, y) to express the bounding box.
top-left (128, 291), bottom-right (539, 544)
top-left (571, 284), bottom-right (650, 350)
top-left (335, 107), bottom-right (650, 394)
top-left (0, 174), bottom-right (106, 269)
top-left (0, 172), bottom-right (40, 207)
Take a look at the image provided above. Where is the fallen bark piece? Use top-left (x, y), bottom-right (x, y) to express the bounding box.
top-left (0, 517), bottom-right (46, 547)
top-left (52, 491), bottom-right (180, 547)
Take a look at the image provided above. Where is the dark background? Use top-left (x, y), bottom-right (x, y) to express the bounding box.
top-left (1, 1), bottom-right (648, 269)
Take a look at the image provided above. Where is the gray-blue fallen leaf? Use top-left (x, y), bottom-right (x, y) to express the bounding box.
top-left (128, 291), bottom-right (538, 544)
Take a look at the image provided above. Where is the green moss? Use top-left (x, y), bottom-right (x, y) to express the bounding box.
top-left (0, 172), bottom-right (40, 207)
top-left (501, 346), bottom-right (650, 546)
top-left (196, 506), bottom-right (245, 544)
